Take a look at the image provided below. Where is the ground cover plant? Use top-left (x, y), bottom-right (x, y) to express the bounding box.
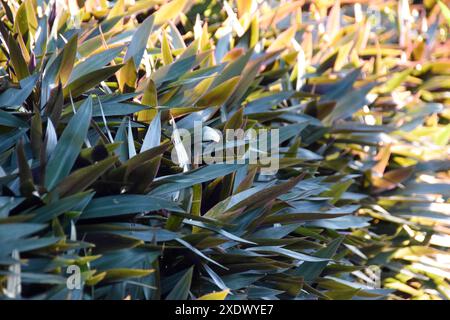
top-left (0, 0), bottom-right (449, 300)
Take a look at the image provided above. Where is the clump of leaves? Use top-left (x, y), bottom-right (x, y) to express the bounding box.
top-left (0, 0), bottom-right (448, 300)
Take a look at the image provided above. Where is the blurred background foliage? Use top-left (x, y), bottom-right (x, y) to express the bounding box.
top-left (0, 0), bottom-right (448, 300)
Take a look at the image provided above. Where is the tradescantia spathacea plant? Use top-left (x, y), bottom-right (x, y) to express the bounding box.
top-left (0, 0), bottom-right (449, 300)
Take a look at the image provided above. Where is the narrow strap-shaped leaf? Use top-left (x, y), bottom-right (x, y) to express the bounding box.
top-left (0, 73), bottom-right (39, 108)
top-left (141, 112), bottom-right (161, 152)
top-left (197, 289), bottom-right (230, 300)
top-left (150, 164), bottom-right (245, 195)
top-left (138, 79), bottom-right (158, 122)
top-left (154, 0), bottom-right (188, 25)
top-left (56, 156), bottom-right (118, 197)
top-left (161, 30), bottom-right (173, 65)
top-left (16, 139), bottom-right (35, 197)
top-left (293, 236), bottom-right (344, 281)
top-left (80, 194), bottom-right (184, 219)
top-left (176, 238), bottom-right (228, 270)
top-left (166, 266), bottom-right (193, 300)
top-left (57, 34), bottom-right (78, 85)
top-left (124, 14), bottom-right (155, 69)
top-left (0, 109), bottom-right (28, 128)
top-left (45, 96), bottom-right (93, 190)
top-left (63, 65), bottom-right (123, 98)
top-left (0, 223), bottom-right (46, 241)
top-left (69, 46), bottom-right (123, 83)
top-left (30, 191), bottom-right (94, 223)
top-left (7, 33), bottom-right (29, 80)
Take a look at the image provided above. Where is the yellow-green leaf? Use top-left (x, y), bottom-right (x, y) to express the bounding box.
top-left (162, 30), bottom-right (174, 65)
top-left (197, 289), bottom-right (230, 300)
top-left (154, 0), bottom-right (188, 25)
top-left (197, 76), bottom-right (240, 107)
top-left (103, 268), bottom-right (154, 282)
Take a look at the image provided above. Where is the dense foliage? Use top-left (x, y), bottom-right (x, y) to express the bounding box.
top-left (0, 0), bottom-right (449, 300)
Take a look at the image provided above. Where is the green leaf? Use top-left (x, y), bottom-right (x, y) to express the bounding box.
top-left (63, 65), bottom-right (123, 98)
top-left (56, 156), bottom-right (118, 197)
top-left (150, 164), bottom-right (245, 195)
top-left (323, 82), bottom-right (377, 124)
top-left (197, 76), bottom-right (240, 107)
top-left (141, 112), bottom-right (161, 152)
top-left (69, 46), bottom-right (124, 83)
top-left (0, 223), bottom-right (46, 241)
top-left (293, 236), bottom-right (344, 281)
top-left (322, 68), bottom-right (361, 102)
top-left (1, 237), bottom-right (61, 254)
top-left (124, 14), bottom-right (155, 68)
top-left (0, 128), bottom-right (27, 153)
top-left (166, 266), bottom-right (193, 300)
top-left (30, 191), bottom-right (94, 223)
top-left (81, 195), bottom-right (184, 219)
top-left (246, 246), bottom-right (330, 262)
top-left (321, 179), bottom-right (353, 205)
top-left (182, 220), bottom-right (255, 244)
top-left (206, 174), bottom-right (306, 218)
top-left (45, 96), bottom-right (93, 190)
top-left (16, 139), bottom-right (35, 197)
top-left (211, 48), bottom-right (253, 88)
top-left (118, 58), bottom-right (137, 92)
top-left (0, 109), bottom-right (28, 128)
top-left (110, 142), bottom-right (169, 181)
top-left (151, 51), bottom-right (210, 87)
top-left (176, 238), bottom-right (227, 269)
top-left (7, 34), bottom-right (29, 80)
top-left (197, 289), bottom-right (230, 300)
top-left (161, 30), bottom-right (173, 65)
top-left (103, 268), bottom-right (154, 282)
top-left (306, 215), bottom-right (371, 230)
top-left (57, 34), bottom-right (78, 85)
top-left (0, 73), bottom-right (39, 108)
